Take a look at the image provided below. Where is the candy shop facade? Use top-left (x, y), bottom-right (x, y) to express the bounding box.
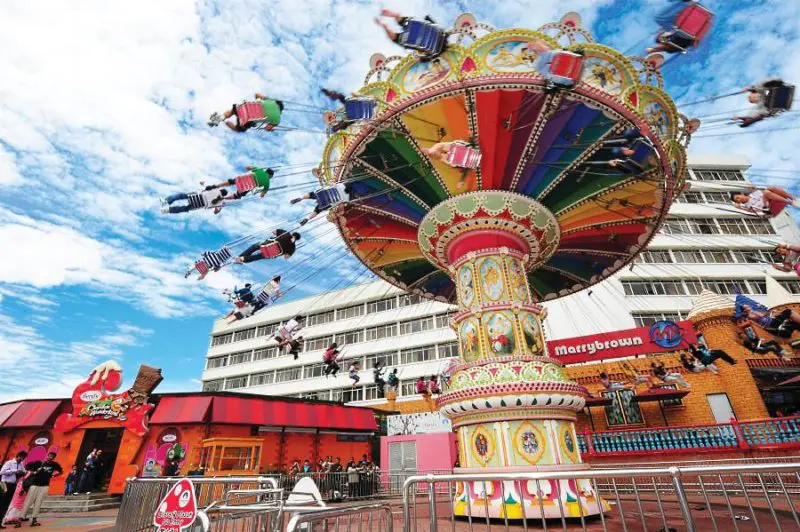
top-left (0, 364), bottom-right (376, 495)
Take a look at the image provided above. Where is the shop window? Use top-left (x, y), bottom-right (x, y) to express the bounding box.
top-left (603, 389), bottom-right (644, 427)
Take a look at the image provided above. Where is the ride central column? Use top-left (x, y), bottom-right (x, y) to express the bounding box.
top-left (417, 192), bottom-right (608, 519)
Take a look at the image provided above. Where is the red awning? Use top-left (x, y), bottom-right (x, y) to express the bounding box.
top-left (630, 388), bottom-right (690, 403)
top-left (0, 403), bottom-right (22, 427)
top-left (150, 396), bottom-right (212, 424)
top-left (210, 396), bottom-right (376, 431)
top-left (4, 400), bottom-right (64, 428)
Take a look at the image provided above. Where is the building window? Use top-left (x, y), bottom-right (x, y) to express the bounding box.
top-left (603, 389), bottom-right (644, 427)
top-left (702, 191), bottom-right (730, 204)
top-left (435, 312), bottom-right (455, 329)
top-left (253, 347), bottom-right (278, 361)
top-left (672, 250), bottom-right (705, 263)
top-left (211, 333), bottom-right (233, 347)
top-left (742, 219), bottom-right (775, 235)
top-left (300, 391), bottom-right (324, 400)
top-left (622, 280), bottom-right (684, 296)
top-left (337, 330), bottom-right (364, 345)
top-left (367, 351), bottom-right (398, 368)
top-left (206, 356), bottom-right (228, 369)
top-left (399, 316), bottom-right (435, 335)
top-left (233, 328), bottom-right (255, 342)
top-left (635, 250), bottom-right (673, 264)
top-left (704, 250), bottom-right (730, 264)
top-left (366, 323), bottom-right (397, 342)
top-left (731, 250), bottom-right (772, 264)
top-left (363, 384), bottom-right (382, 401)
top-left (203, 379), bottom-right (223, 392)
top-left (249, 372), bottom-right (274, 386)
top-left (401, 346), bottom-right (435, 365)
top-left (256, 323), bottom-right (279, 337)
top-left (228, 351), bottom-right (252, 365)
top-left (337, 304), bottom-right (365, 320)
top-left (275, 368), bottom-right (301, 383)
top-left (631, 312), bottom-right (686, 328)
top-left (691, 169), bottom-right (745, 182)
top-left (780, 280), bottom-right (800, 295)
top-left (367, 297), bottom-right (397, 314)
top-left (305, 336), bottom-right (334, 352)
top-left (399, 294), bottom-right (424, 307)
top-left (224, 376), bottom-right (248, 390)
top-left (400, 380), bottom-right (417, 396)
top-left (438, 342), bottom-right (459, 359)
top-left (623, 279), bottom-right (766, 297)
top-left (333, 387), bottom-right (364, 403)
top-left (306, 310), bottom-right (335, 327)
top-left (677, 191), bottom-right (704, 203)
top-left (716, 218), bottom-right (748, 235)
top-left (304, 364), bottom-right (326, 379)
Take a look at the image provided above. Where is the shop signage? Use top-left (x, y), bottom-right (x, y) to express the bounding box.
top-left (54, 361), bottom-right (163, 437)
top-left (153, 478), bottom-right (198, 532)
top-left (388, 412), bottom-right (452, 436)
top-left (547, 320), bottom-right (697, 364)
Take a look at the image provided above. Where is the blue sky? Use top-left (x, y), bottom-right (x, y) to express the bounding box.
top-left (0, 0), bottom-right (798, 401)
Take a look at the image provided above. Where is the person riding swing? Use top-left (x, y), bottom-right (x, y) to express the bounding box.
top-left (235, 229), bottom-right (301, 264)
top-left (208, 93), bottom-right (284, 132)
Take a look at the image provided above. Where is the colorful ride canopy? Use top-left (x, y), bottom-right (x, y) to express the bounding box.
top-left (319, 13), bottom-right (690, 303)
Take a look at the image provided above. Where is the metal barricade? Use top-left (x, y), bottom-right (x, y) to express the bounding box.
top-left (115, 476), bottom-right (278, 531)
top-left (286, 502), bottom-right (394, 532)
top-left (402, 462), bottom-right (800, 532)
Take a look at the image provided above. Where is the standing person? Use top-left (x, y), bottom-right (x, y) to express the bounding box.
top-left (77, 450), bottom-right (96, 494)
top-left (346, 460), bottom-right (360, 499)
top-left (63, 466), bottom-right (78, 496)
top-left (302, 460), bottom-right (313, 474)
top-left (2, 463), bottom-right (36, 528)
top-left (372, 362), bottom-right (386, 397)
top-left (0, 452), bottom-right (27, 525)
top-left (92, 450), bottom-right (105, 492)
top-left (348, 361), bottom-right (361, 388)
top-left (22, 452), bottom-right (63, 527)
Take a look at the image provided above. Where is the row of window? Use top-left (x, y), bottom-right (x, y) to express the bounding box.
top-left (689, 169), bottom-right (745, 182)
top-left (203, 342), bottom-right (458, 391)
top-left (206, 312), bottom-right (455, 370)
top-left (674, 190), bottom-right (733, 205)
top-left (210, 295), bottom-right (434, 347)
top-left (659, 217), bottom-right (775, 236)
top-left (634, 248), bottom-right (775, 265)
top-left (622, 279), bottom-right (767, 297)
top-left (631, 311), bottom-right (688, 328)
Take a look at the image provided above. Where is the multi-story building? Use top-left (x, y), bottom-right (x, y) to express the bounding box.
top-left (201, 154), bottom-right (800, 406)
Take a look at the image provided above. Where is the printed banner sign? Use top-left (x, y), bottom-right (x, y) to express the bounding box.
top-left (547, 320), bottom-right (697, 364)
top-left (154, 478), bottom-right (198, 532)
top-left (388, 412), bottom-right (453, 436)
top-left (54, 361), bottom-right (162, 436)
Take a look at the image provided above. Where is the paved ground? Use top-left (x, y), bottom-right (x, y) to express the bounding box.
top-left (9, 510), bottom-right (117, 531)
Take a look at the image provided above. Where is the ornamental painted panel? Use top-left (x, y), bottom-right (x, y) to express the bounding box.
top-left (513, 421), bottom-right (546, 465)
top-left (505, 256), bottom-right (529, 302)
top-left (558, 422), bottom-right (580, 464)
top-left (484, 311), bottom-right (516, 356)
top-left (485, 40), bottom-right (540, 73)
top-left (458, 264), bottom-right (476, 307)
top-left (521, 312), bottom-right (543, 354)
top-left (479, 257), bottom-right (505, 302)
top-left (470, 425), bottom-right (496, 467)
top-left (402, 56), bottom-right (453, 92)
top-left (460, 317), bottom-right (481, 361)
top-left (580, 57), bottom-right (624, 95)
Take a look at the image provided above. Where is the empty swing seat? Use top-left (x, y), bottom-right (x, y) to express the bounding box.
top-left (765, 84), bottom-right (795, 112)
top-left (675, 4), bottom-right (713, 43)
top-left (344, 98), bottom-right (377, 121)
top-left (446, 143), bottom-right (482, 169)
top-left (399, 19), bottom-right (446, 56)
top-left (235, 173), bottom-right (258, 194)
top-left (260, 241), bottom-right (284, 259)
top-left (315, 186), bottom-right (344, 210)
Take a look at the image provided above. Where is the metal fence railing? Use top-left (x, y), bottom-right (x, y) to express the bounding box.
top-left (402, 462), bottom-right (800, 532)
top-left (115, 476), bottom-right (278, 531)
top-left (286, 503), bottom-right (394, 532)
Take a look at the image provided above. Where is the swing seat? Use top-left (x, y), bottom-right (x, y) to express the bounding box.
top-left (236, 101), bottom-right (266, 125)
top-left (260, 241), bottom-right (284, 259)
top-left (235, 173), bottom-right (258, 194)
top-left (195, 261), bottom-right (209, 276)
top-left (536, 51), bottom-right (584, 88)
top-left (344, 97), bottom-right (377, 121)
top-left (276, 326), bottom-right (293, 341)
top-left (674, 4), bottom-right (713, 43)
top-left (446, 143), bottom-right (482, 169)
top-left (399, 19), bottom-right (446, 56)
top-left (767, 200), bottom-right (787, 217)
top-left (316, 186), bottom-right (343, 210)
top-left (765, 84), bottom-right (795, 112)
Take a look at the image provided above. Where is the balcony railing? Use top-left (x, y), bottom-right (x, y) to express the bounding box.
top-left (577, 416), bottom-right (800, 457)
